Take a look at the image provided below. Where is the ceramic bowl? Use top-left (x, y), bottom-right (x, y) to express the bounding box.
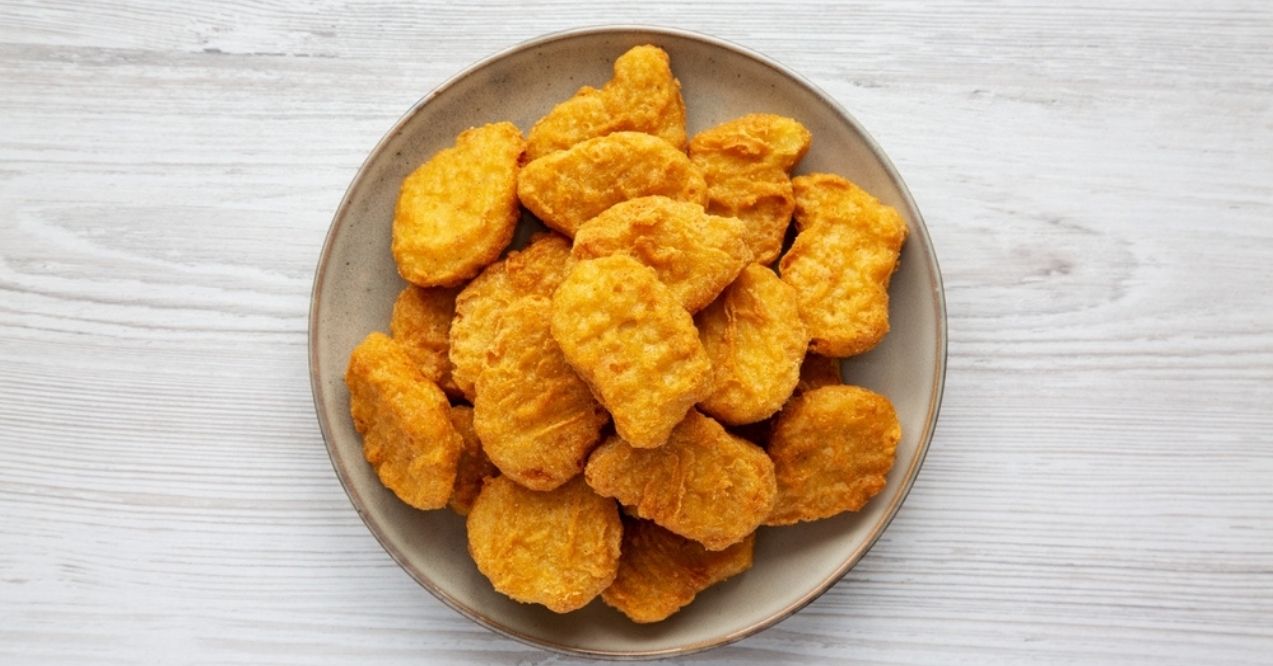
top-left (310, 25), bottom-right (946, 659)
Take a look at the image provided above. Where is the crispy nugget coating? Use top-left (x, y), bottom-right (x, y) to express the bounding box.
top-left (585, 411), bottom-right (776, 550)
top-left (449, 234), bottom-right (574, 399)
top-left (526, 45), bottom-right (687, 160)
top-left (473, 297), bottom-right (609, 491)
top-left (780, 174), bottom-right (908, 357)
top-left (467, 476), bottom-right (622, 613)
top-left (797, 354), bottom-right (842, 393)
top-left (392, 122), bottom-right (526, 287)
top-left (573, 196), bottom-right (753, 313)
top-left (766, 386), bottom-right (900, 526)
top-left (690, 114), bottom-right (812, 264)
top-left (390, 285), bottom-right (462, 397)
top-left (697, 264), bottom-right (808, 425)
top-left (345, 333), bottom-right (461, 510)
top-left (602, 519), bottom-right (754, 623)
top-left (446, 405), bottom-right (498, 516)
top-left (551, 255), bottom-right (713, 448)
top-left (518, 132), bottom-right (708, 237)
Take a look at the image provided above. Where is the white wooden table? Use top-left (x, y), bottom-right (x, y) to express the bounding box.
top-left (2, 2), bottom-right (1271, 663)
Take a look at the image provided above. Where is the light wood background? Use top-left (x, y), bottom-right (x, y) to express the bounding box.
top-left (2, 1), bottom-right (1271, 664)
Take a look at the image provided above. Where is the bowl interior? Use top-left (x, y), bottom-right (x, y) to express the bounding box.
top-left (310, 26), bottom-right (945, 658)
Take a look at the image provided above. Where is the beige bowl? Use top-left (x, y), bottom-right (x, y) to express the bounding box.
top-left (309, 25), bottom-right (946, 659)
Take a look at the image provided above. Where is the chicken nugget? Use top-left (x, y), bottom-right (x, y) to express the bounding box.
top-left (518, 132), bottom-right (708, 237)
top-left (473, 297), bottom-right (609, 491)
top-left (551, 255), bottom-right (712, 448)
top-left (690, 114), bottom-right (811, 264)
top-left (797, 353), bottom-right (842, 393)
top-left (446, 405), bottom-right (498, 516)
top-left (780, 173), bottom-right (908, 357)
top-left (345, 332), bottom-right (461, 510)
top-left (392, 122), bottom-right (526, 287)
top-left (449, 234), bottom-right (573, 399)
top-left (585, 410), bottom-right (776, 550)
top-left (766, 386), bottom-right (900, 526)
top-left (697, 264), bottom-right (808, 425)
top-left (390, 284), bottom-right (462, 398)
top-left (467, 476), bottom-right (622, 613)
top-left (602, 519), bottom-right (754, 623)
top-left (526, 45), bottom-right (687, 160)
top-left (572, 196), bottom-right (753, 313)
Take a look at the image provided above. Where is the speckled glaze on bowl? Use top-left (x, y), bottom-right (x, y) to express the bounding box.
top-left (309, 25), bottom-right (946, 660)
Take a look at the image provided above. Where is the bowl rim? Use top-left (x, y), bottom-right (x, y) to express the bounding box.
top-left (308, 23), bottom-right (948, 660)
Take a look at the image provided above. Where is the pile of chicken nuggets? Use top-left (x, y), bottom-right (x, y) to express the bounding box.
top-left (345, 44), bottom-right (908, 623)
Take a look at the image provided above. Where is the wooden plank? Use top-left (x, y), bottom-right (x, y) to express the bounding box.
top-left (1, 1), bottom-right (1271, 663)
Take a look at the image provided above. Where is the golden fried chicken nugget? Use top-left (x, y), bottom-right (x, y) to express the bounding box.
top-left (780, 173), bottom-right (908, 357)
top-left (345, 332), bottom-right (461, 510)
top-left (797, 354), bottom-right (842, 393)
top-left (473, 297), bottom-right (609, 491)
top-left (697, 264), bottom-right (808, 425)
top-left (572, 196), bottom-right (753, 313)
top-left (447, 405), bottom-right (498, 516)
top-left (766, 386), bottom-right (900, 526)
top-left (467, 476), bottom-right (622, 613)
top-left (518, 132), bottom-right (708, 237)
top-left (448, 234), bottom-right (573, 399)
top-left (689, 114), bottom-right (812, 264)
top-left (392, 122), bottom-right (526, 287)
top-left (551, 255), bottom-right (712, 448)
top-left (526, 45), bottom-right (687, 160)
top-left (585, 410), bottom-right (776, 550)
top-left (602, 519), bottom-right (754, 623)
top-left (390, 285), bottom-right (462, 397)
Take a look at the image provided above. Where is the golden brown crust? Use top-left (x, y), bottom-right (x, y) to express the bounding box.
top-left (572, 196), bottom-right (753, 313)
top-left (584, 410), bottom-right (776, 550)
top-left (780, 173), bottom-right (908, 357)
top-left (765, 385), bottom-right (900, 526)
top-left (796, 353), bottom-right (842, 394)
top-left (446, 405), bottom-right (498, 516)
top-left (448, 234), bottom-right (573, 400)
top-left (473, 297), bottom-right (610, 491)
top-left (390, 285), bottom-right (462, 397)
top-left (467, 476), bottom-right (622, 613)
top-left (344, 332), bottom-right (461, 510)
top-left (551, 255), bottom-right (713, 448)
top-left (392, 122), bottom-right (526, 286)
top-left (689, 114), bottom-right (811, 264)
top-left (602, 519), bottom-right (754, 623)
top-left (697, 264), bottom-right (808, 425)
top-left (517, 132), bottom-right (708, 237)
top-left (526, 45), bottom-right (687, 160)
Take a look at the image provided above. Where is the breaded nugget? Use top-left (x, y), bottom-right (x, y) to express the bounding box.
top-left (345, 332), bottom-right (461, 510)
top-left (781, 174), bottom-right (908, 356)
top-left (585, 410), bottom-right (776, 550)
top-left (526, 45), bottom-right (687, 160)
top-left (766, 386), bottom-right (900, 526)
top-left (689, 114), bottom-right (812, 264)
top-left (473, 297), bottom-right (609, 491)
top-left (572, 196), bottom-right (753, 313)
top-left (518, 132), bottom-right (708, 237)
top-left (602, 519), bottom-right (754, 623)
top-left (551, 255), bottom-right (713, 448)
top-left (467, 476), bottom-right (622, 613)
top-left (392, 122), bottom-right (526, 287)
top-left (390, 284), bottom-right (462, 397)
top-left (797, 354), bottom-right (842, 393)
top-left (697, 264), bottom-right (808, 425)
top-left (449, 234), bottom-right (573, 399)
top-left (446, 405), bottom-right (498, 516)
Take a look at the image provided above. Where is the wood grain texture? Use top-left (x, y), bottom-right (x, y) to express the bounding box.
top-left (2, 1), bottom-right (1271, 663)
